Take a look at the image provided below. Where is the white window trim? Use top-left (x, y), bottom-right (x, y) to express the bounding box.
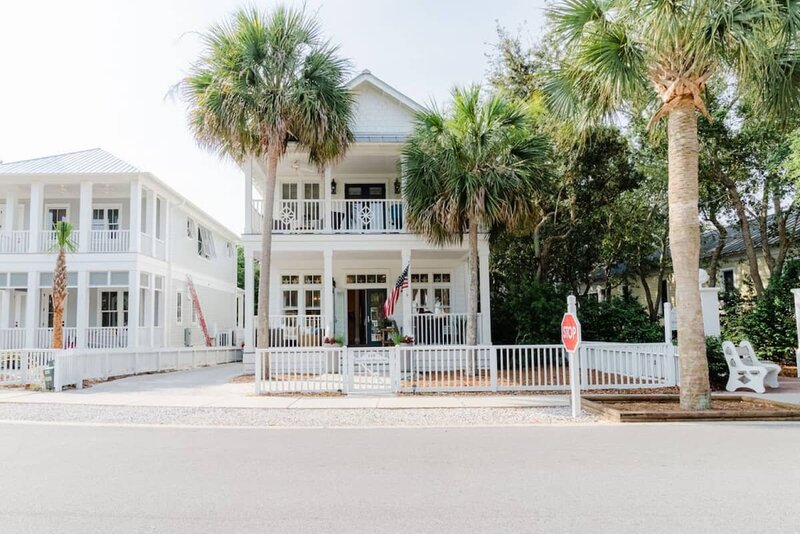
top-left (96, 289), bottom-right (128, 327)
top-left (186, 217), bottom-right (196, 239)
top-left (176, 291), bottom-right (184, 325)
top-left (343, 271), bottom-right (390, 289)
top-left (411, 271), bottom-right (453, 313)
top-left (721, 268), bottom-right (736, 290)
top-left (91, 203), bottom-right (123, 231)
top-left (44, 204), bottom-right (71, 228)
top-left (280, 271), bottom-right (323, 315)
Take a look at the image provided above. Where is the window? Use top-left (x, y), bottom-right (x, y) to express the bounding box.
top-left (722, 269), bottom-right (735, 293)
top-left (101, 291), bottom-right (119, 327)
top-left (226, 242), bottom-right (234, 258)
top-left (186, 217), bottom-right (195, 239)
top-left (281, 272), bottom-right (322, 315)
top-left (46, 206), bottom-right (68, 229)
top-left (411, 272), bottom-right (452, 314)
top-left (92, 207), bottom-right (120, 232)
top-left (282, 183), bottom-right (298, 200)
top-left (197, 225), bottom-right (216, 259)
top-left (176, 292), bottom-right (183, 324)
top-left (660, 279), bottom-right (669, 304)
top-left (345, 274), bottom-right (387, 284)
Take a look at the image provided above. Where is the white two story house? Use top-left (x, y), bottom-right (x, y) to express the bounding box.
top-left (0, 149), bottom-right (243, 350)
top-left (240, 71), bottom-right (492, 367)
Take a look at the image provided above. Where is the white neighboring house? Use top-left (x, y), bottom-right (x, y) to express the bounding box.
top-left (241, 70), bottom-right (492, 368)
top-left (0, 148), bottom-right (244, 351)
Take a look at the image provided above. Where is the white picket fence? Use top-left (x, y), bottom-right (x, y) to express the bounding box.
top-left (53, 346), bottom-right (242, 391)
top-left (0, 349), bottom-right (58, 386)
top-left (255, 342), bottom-right (678, 395)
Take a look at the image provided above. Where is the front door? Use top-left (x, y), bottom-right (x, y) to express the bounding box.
top-left (346, 288), bottom-right (387, 346)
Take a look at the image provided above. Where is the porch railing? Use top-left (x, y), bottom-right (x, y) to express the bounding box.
top-left (0, 349), bottom-right (58, 386)
top-left (249, 199), bottom-right (408, 234)
top-left (0, 231), bottom-right (30, 253)
top-left (40, 230), bottom-right (79, 252)
top-left (89, 229), bottom-right (130, 252)
top-left (266, 315), bottom-right (325, 348)
top-left (0, 328), bottom-right (26, 349)
top-left (86, 327), bottom-right (128, 349)
top-left (412, 313), bottom-right (482, 345)
top-left (35, 327), bottom-right (78, 349)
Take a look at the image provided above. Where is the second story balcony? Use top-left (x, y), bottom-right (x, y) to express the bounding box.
top-left (249, 199), bottom-right (408, 235)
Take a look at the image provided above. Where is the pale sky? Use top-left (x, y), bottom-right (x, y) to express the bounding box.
top-left (0, 0), bottom-right (548, 232)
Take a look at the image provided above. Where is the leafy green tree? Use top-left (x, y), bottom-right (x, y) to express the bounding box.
top-left (51, 221), bottom-right (76, 349)
top-left (181, 6), bottom-right (353, 356)
top-left (547, 0), bottom-right (800, 410)
top-left (403, 86), bottom-right (551, 345)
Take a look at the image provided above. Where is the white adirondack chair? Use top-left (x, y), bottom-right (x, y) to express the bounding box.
top-left (722, 341), bottom-right (767, 394)
top-left (738, 341), bottom-right (781, 388)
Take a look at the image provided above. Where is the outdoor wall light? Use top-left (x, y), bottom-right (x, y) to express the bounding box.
top-left (394, 178), bottom-right (401, 195)
top-left (331, 179), bottom-right (337, 195)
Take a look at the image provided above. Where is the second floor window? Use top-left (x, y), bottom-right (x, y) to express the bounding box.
top-left (197, 225), bottom-right (216, 259)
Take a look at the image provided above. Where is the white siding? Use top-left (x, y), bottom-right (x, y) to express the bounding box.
top-left (351, 84), bottom-right (415, 136)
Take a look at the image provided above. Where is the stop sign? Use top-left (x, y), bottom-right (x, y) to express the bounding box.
top-left (561, 313), bottom-right (581, 352)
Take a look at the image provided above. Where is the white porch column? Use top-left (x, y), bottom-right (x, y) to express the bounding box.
top-left (323, 164), bottom-right (332, 232)
top-left (792, 289), bottom-right (800, 371)
top-left (128, 270), bottom-right (140, 348)
top-left (401, 248), bottom-right (412, 337)
top-left (323, 249), bottom-right (334, 336)
top-left (244, 248), bottom-right (255, 355)
top-left (0, 290), bottom-right (10, 329)
top-left (478, 243), bottom-right (492, 344)
top-left (78, 181), bottom-right (92, 252)
top-left (76, 271), bottom-right (89, 348)
top-left (244, 161), bottom-right (254, 234)
top-left (24, 271), bottom-right (39, 347)
top-left (129, 179), bottom-right (141, 253)
top-left (28, 183), bottom-right (43, 253)
top-left (4, 190), bottom-right (17, 232)
top-left (147, 189), bottom-right (157, 256)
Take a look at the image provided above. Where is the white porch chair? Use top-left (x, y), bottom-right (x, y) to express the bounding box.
top-left (722, 341), bottom-right (767, 393)
top-left (738, 341), bottom-right (781, 388)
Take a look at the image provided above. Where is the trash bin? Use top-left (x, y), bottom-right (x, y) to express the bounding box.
top-left (42, 366), bottom-right (54, 391)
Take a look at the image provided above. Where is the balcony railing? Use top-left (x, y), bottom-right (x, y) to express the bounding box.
top-left (40, 230), bottom-right (80, 252)
top-left (89, 229), bottom-right (130, 252)
top-left (0, 231), bottom-right (30, 253)
top-left (250, 199), bottom-right (408, 234)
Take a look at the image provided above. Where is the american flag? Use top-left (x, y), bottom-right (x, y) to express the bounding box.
top-left (383, 264), bottom-right (409, 318)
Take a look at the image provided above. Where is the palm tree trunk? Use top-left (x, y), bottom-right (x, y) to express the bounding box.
top-left (466, 220), bottom-right (479, 346)
top-left (52, 249), bottom-right (67, 349)
top-left (668, 101), bottom-right (710, 410)
top-left (257, 143), bottom-right (281, 375)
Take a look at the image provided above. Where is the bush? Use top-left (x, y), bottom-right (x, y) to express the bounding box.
top-left (578, 294), bottom-right (664, 343)
top-left (704, 336), bottom-right (728, 390)
top-left (491, 278), bottom-right (567, 344)
top-left (721, 259), bottom-right (800, 364)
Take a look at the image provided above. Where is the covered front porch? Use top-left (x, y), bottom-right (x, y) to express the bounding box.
top-left (242, 246), bottom-right (491, 354)
top-left (0, 270), bottom-right (166, 350)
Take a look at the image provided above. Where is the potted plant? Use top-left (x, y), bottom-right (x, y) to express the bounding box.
top-left (391, 333), bottom-right (414, 346)
top-left (323, 335), bottom-right (344, 347)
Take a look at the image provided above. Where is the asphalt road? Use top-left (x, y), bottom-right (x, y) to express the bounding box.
top-left (1, 421), bottom-right (799, 533)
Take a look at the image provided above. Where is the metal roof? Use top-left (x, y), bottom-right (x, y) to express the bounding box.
top-left (0, 148), bottom-right (140, 175)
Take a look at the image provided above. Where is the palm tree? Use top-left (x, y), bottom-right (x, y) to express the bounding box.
top-left (181, 6), bottom-right (353, 361)
top-left (51, 221), bottom-right (76, 349)
top-left (547, 0), bottom-right (800, 409)
top-left (403, 86), bottom-right (551, 347)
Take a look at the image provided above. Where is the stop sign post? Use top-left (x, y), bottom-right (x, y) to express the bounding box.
top-left (561, 296), bottom-right (582, 417)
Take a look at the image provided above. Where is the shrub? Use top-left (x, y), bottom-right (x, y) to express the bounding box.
top-left (721, 259), bottom-right (800, 364)
top-left (578, 294), bottom-right (664, 343)
top-left (704, 336), bottom-right (728, 390)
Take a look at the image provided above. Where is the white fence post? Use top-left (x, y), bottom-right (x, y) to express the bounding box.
top-left (490, 346), bottom-right (498, 392)
top-left (254, 348), bottom-right (262, 395)
top-left (391, 346), bottom-right (401, 392)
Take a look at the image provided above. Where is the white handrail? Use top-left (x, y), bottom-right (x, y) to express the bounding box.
top-left (89, 229), bottom-right (130, 252)
top-left (0, 231), bottom-right (30, 253)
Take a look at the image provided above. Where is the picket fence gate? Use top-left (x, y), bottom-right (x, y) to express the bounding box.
top-left (254, 342), bottom-right (678, 395)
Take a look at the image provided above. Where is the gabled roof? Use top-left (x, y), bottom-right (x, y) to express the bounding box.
top-left (700, 212), bottom-right (800, 259)
top-left (346, 69), bottom-right (425, 114)
top-left (0, 148), bottom-right (140, 175)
